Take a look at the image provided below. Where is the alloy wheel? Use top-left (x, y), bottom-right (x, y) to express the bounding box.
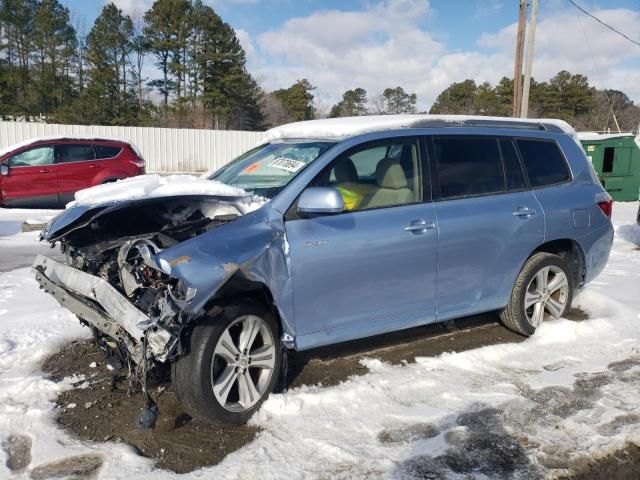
top-left (211, 315), bottom-right (276, 413)
top-left (524, 265), bottom-right (569, 327)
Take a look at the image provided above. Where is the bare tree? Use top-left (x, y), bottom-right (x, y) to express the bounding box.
top-left (260, 92), bottom-right (292, 128)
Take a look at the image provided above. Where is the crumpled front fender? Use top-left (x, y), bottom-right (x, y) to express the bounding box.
top-left (155, 205), bottom-right (295, 338)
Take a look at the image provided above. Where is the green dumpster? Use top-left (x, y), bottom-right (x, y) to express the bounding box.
top-left (578, 133), bottom-right (640, 201)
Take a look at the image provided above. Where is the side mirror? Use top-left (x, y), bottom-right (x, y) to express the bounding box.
top-left (298, 187), bottom-right (344, 215)
top-left (0, 164), bottom-right (8, 176)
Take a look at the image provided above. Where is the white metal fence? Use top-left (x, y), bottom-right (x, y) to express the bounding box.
top-left (0, 121), bottom-right (267, 173)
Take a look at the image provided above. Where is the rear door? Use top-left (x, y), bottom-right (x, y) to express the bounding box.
top-left (55, 143), bottom-right (98, 204)
top-left (429, 135), bottom-right (544, 320)
top-left (1, 145), bottom-right (59, 207)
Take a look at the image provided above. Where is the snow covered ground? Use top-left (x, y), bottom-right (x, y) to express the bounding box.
top-left (0, 203), bottom-right (639, 479)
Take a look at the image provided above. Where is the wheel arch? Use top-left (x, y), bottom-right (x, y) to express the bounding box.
top-left (529, 238), bottom-right (586, 289)
top-left (199, 273), bottom-right (284, 336)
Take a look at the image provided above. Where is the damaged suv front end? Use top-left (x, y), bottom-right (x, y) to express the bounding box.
top-left (33, 140), bottom-right (334, 426)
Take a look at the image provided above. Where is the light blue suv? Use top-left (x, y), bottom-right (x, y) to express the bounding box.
top-left (34, 116), bottom-right (614, 426)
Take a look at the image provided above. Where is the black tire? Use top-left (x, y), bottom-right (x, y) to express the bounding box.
top-left (172, 302), bottom-right (281, 426)
top-left (500, 252), bottom-right (574, 336)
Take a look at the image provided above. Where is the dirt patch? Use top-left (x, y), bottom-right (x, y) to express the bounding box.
top-left (43, 341), bottom-right (259, 474)
top-left (42, 309), bottom-right (594, 474)
top-left (557, 443), bottom-right (640, 480)
top-left (2, 434), bottom-right (32, 472)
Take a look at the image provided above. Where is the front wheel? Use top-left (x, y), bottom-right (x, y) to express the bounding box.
top-left (500, 252), bottom-right (573, 336)
top-left (172, 303), bottom-right (281, 425)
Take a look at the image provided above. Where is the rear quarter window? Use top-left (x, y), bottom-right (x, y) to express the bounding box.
top-left (516, 139), bottom-right (571, 188)
top-left (94, 145), bottom-right (123, 159)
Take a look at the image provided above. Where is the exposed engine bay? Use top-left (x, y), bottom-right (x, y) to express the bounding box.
top-left (38, 196), bottom-right (244, 366)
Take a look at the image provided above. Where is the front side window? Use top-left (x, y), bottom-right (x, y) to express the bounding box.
top-left (8, 146), bottom-right (55, 167)
top-left (313, 139), bottom-right (422, 211)
top-left (57, 144), bottom-right (96, 163)
top-left (432, 137), bottom-right (505, 199)
top-left (210, 141), bottom-right (335, 200)
top-left (516, 139), bottom-right (571, 187)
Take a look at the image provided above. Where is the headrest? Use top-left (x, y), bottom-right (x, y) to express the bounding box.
top-left (334, 157), bottom-right (358, 183)
top-left (376, 158), bottom-right (408, 189)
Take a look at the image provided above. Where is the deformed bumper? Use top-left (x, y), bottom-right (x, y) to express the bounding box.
top-left (32, 255), bottom-right (176, 363)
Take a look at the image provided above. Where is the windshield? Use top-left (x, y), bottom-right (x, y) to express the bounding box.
top-left (209, 141), bottom-right (335, 199)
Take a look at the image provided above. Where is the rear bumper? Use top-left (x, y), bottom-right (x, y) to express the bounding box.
top-left (32, 255), bottom-right (176, 363)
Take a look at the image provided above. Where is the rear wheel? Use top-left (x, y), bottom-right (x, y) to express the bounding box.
top-left (500, 252), bottom-right (573, 336)
top-left (172, 303), bottom-right (281, 425)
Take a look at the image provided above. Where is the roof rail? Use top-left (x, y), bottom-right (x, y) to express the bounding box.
top-left (408, 118), bottom-right (565, 133)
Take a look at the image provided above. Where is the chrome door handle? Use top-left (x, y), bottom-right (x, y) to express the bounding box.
top-left (404, 220), bottom-right (435, 232)
top-left (513, 207), bottom-right (536, 217)
top-left (89, 164), bottom-right (98, 169)
top-left (39, 168), bottom-right (51, 173)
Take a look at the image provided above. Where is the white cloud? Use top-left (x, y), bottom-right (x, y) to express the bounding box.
top-left (245, 2), bottom-right (640, 110)
top-left (478, 7), bottom-right (640, 100)
top-left (108, 0), bottom-right (153, 19)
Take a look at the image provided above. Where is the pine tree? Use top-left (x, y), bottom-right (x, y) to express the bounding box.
top-left (273, 79), bottom-right (316, 121)
top-left (31, 0), bottom-right (77, 117)
top-left (84, 2), bottom-right (137, 124)
top-left (329, 88), bottom-right (368, 117)
top-left (0, 0), bottom-right (38, 117)
top-left (144, 0), bottom-right (192, 108)
top-left (382, 87), bottom-right (417, 114)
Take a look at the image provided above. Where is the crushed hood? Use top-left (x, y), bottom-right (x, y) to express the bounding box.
top-left (42, 175), bottom-right (267, 242)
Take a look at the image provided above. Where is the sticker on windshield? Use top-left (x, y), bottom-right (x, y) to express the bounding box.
top-left (268, 157), bottom-right (306, 173)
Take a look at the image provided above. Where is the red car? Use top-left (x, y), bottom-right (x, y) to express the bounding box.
top-left (0, 137), bottom-right (145, 207)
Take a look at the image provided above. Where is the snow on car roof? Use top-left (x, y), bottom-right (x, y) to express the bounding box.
top-left (265, 114), bottom-right (578, 141)
top-left (0, 135), bottom-right (142, 159)
top-left (576, 131), bottom-right (636, 141)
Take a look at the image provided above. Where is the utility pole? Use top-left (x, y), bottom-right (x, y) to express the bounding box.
top-left (512, 0), bottom-right (527, 117)
top-left (520, 0), bottom-right (538, 118)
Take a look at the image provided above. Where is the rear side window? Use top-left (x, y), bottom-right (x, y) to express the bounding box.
top-left (516, 139), bottom-right (571, 187)
top-left (57, 144), bottom-right (95, 163)
top-left (432, 137), bottom-right (505, 199)
top-left (93, 145), bottom-right (122, 159)
top-left (500, 139), bottom-right (526, 191)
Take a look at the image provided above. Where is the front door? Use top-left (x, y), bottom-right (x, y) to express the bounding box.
top-left (285, 137), bottom-right (438, 349)
top-left (1, 145), bottom-right (59, 207)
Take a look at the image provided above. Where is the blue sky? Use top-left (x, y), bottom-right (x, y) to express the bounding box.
top-left (60, 0), bottom-right (640, 110)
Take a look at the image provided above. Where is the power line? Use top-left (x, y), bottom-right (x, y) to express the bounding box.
top-left (567, 0), bottom-right (640, 48)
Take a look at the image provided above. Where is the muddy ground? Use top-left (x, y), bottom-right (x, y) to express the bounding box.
top-left (41, 309), bottom-right (640, 477)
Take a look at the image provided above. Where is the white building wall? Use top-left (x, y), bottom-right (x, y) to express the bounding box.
top-left (0, 121), bottom-right (267, 173)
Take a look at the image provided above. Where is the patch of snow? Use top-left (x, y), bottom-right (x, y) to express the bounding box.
top-left (266, 114), bottom-right (578, 142)
top-left (0, 135), bottom-right (142, 159)
top-left (0, 203), bottom-right (638, 478)
top-left (70, 174), bottom-right (267, 214)
top-left (577, 132), bottom-right (636, 141)
top-left (0, 208), bottom-right (60, 238)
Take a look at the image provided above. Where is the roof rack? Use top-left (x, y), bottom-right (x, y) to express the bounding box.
top-left (408, 118), bottom-right (565, 133)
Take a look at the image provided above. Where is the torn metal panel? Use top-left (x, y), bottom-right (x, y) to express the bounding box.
top-left (34, 193), bottom-right (296, 367)
top-left (154, 206), bottom-right (296, 339)
top-left (33, 255), bottom-right (175, 362)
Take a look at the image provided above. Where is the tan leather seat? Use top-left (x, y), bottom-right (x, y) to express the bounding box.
top-left (361, 158), bottom-right (414, 209)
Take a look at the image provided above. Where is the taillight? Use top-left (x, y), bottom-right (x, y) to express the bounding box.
top-left (597, 199), bottom-right (612, 218)
top-left (131, 158), bottom-right (145, 168)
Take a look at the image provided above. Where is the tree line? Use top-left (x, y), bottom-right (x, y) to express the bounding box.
top-left (429, 71), bottom-right (640, 132)
top-left (0, 0), bottom-right (638, 132)
top-left (0, 0), bottom-right (262, 129)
